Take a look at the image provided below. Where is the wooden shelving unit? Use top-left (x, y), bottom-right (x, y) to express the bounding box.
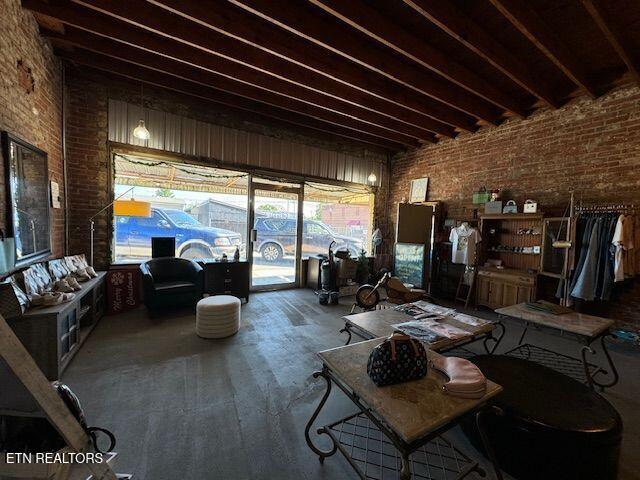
top-left (476, 213), bottom-right (543, 309)
top-left (479, 213), bottom-right (543, 271)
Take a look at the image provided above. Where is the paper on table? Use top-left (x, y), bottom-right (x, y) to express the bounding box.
top-left (393, 303), bottom-right (428, 317)
top-left (391, 321), bottom-right (445, 344)
top-left (393, 317), bottom-right (470, 341)
top-left (408, 301), bottom-right (456, 316)
top-left (417, 319), bottom-right (469, 340)
top-left (413, 301), bottom-right (456, 316)
top-left (451, 312), bottom-right (490, 327)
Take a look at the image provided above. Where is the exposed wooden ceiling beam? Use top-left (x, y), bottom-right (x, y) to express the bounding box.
top-left (581, 0), bottom-right (640, 86)
top-left (218, 0), bottom-right (503, 124)
top-left (45, 25), bottom-right (437, 142)
top-left (403, 0), bottom-right (563, 108)
top-left (57, 49), bottom-right (410, 151)
top-left (70, 0), bottom-right (477, 132)
top-left (25, 0), bottom-right (455, 138)
top-left (308, 0), bottom-right (529, 118)
top-left (48, 34), bottom-right (423, 148)
top-left (490, 0), bottom-right (599, 98)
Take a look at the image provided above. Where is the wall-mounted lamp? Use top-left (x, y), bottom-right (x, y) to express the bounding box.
top-left (367, 172), bottom-right (378, 184)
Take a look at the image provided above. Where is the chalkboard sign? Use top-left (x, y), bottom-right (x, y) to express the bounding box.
top-left (394, 243), bottom-right (426, 289)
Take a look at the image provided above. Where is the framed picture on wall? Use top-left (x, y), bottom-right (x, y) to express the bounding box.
top-left (1, 132), bottom-right (51, 267)
top-left (409, 177), bottom-right (429, 203)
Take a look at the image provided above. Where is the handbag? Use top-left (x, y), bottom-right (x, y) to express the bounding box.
top-left (524, 199), bottom-right (538, 213)
top-left (367, 333), bottom-right (428, 386)
top-left (430, 356), bottom-right (487, 399)
top-left (502, 200), bottom-right (518, 214)
top-left (472, 187), bottom-right (490, 205)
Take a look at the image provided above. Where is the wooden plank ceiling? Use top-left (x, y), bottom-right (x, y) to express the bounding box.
top-left (26, 0), bottom-right (640, 152)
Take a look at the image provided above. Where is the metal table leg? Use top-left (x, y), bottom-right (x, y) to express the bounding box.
top-left (483, 321), bottom-right (506, 354)
top-left (400, 452), bottom-right (411, 480)
top-left (581, 333), bottom-right (620, 391)
top-left (304, 368), bottom-right (338, 462)
top-left (518, 321), bottom-right (529, 345)
top-left (339, 324), bottom-right (353, 345)
top-left (476, 406), bottom-right (504, 480)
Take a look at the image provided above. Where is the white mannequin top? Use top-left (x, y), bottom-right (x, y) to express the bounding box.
top-left (449, 223), bottom-right (481, 265)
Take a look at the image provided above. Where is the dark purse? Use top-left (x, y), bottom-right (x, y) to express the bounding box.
top-left (367, 333), bottom-right (428, 387)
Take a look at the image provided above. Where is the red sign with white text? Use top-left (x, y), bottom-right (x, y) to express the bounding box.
top-left (106, 269), bottom-right (141, 315)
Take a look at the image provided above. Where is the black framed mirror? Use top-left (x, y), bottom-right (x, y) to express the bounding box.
top-left (2, 132), bottom-right (51, 266)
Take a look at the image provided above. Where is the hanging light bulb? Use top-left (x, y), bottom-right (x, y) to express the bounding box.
top-left (367, 172), bottom-right (377, 184)
top-left (132, 82), bottom-right (150, 141)
top-left (133, 119), bottom-right (150, 140)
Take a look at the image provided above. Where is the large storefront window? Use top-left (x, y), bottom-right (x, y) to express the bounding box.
top-left (302, 182), bottom-right (373, 259)
top-left (112, 154), bottom-right (375, 275)
top-left (113, 155), bottom-right (248, 263)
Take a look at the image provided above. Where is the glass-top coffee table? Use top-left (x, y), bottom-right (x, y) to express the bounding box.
top-left (305, 339), bottom-right (504, 480)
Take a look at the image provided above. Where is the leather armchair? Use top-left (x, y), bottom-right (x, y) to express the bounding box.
top-left (140, 258), bottom-right (203, 311)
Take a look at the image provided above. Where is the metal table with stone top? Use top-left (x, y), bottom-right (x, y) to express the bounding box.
top-left (496, 302), bottom-right (619, 391)
top-left (341, 305), bottom-right (505, 356)
top-left (305, 339), bottom-right (504, 480)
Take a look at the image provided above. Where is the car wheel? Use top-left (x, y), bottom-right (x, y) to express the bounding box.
top-left (260, 242), bottom-right (283, 262)
top-left (180, 245), bottom-right (211, 260)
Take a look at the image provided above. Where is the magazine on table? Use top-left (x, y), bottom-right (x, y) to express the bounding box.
top-left (393, 303), bottom-right (429, 317)
top-left (411, 301), bottom-right (456, 316)
top-left (451, 312), bottom-right (491, 328)
top-left (393, 301), bottom-right (456, 318)
top-left (391, 320), bottom-right (445, 344)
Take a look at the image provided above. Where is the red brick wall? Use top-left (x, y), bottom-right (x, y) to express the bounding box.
top-left (383, 84), bottom-right (640, 324)
top-left (0, 0), bottom-right (64, 261)
top-left (64, 70), bottom-right (109, 267)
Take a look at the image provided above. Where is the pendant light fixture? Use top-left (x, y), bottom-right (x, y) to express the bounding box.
top-left (132, 82), bottom-right (150, 141)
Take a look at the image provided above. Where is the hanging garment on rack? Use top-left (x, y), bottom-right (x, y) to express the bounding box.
top-left (613, 214), bottom-right (636, 281)
top-left (596, 215), bottom-right (618, 301)
top-left (569, 216), bottom-right (595, 294)
top-left (571, 218), bottom-right (603, 301)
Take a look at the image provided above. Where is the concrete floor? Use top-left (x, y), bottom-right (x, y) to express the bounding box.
top-left (63, 289), bottom-right (640, 480)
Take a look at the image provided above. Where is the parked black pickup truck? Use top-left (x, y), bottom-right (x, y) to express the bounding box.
top-left (254, 217), bottom-right (362, 261)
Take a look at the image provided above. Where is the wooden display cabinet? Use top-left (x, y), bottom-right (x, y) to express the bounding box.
top-left (7, 272), bottom-right (106, 380)
top-left (476, 213), bottom-right (543, 309)
top-left (476, 267), bottom-right (536, 309)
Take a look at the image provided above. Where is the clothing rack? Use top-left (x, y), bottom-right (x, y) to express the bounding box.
top-left (575, 202), bottom-right (637, 214)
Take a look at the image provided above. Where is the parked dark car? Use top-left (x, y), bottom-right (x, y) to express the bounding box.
top-left (254, 217), bottom-right (362, 261)
top-left (115, 207), bottom-right (242, 260)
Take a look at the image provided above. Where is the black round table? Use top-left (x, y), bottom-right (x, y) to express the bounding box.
top-left (462, 355), bottom-right (623, 480)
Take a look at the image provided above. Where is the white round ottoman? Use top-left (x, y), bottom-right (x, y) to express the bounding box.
top-left (196, 295), bottom-right (241, 339)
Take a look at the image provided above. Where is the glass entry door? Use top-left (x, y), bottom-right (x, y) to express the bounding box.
top-left (249, 178), bottom-right (302, 290)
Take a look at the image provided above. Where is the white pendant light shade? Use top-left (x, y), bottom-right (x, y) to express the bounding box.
top-left (367, 172), bottom-right (378, 184)
top-left (133, 119), bottom-right (150, 140)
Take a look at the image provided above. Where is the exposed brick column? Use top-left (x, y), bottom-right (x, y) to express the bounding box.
top-left (64, 68), bottom-right (110, 268)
